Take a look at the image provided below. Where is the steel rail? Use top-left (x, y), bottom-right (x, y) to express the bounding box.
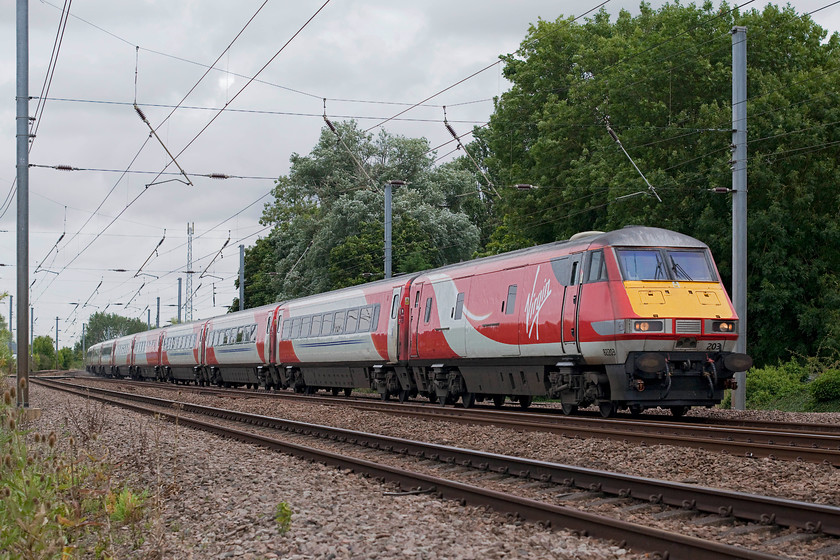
top-left (66, 374), bottom-right (840, 436)
top-left (346, 403), bottom-right (840, 465)
top-left (33, 377), bottom-right (791, 560)
top-left (35, 378), bottom-right (840, 539)
top-left (60, 376), bottom-right (840, 464)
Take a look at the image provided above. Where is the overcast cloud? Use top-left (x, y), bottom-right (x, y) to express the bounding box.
top-left (1, 0), bottom-right (838, 345)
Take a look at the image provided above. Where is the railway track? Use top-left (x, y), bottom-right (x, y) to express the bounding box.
top-left (34, 378), bottom-right (840, 559)
top-left (60, 375), bottom-right (840, 466)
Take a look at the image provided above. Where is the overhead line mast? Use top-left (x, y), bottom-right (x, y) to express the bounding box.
top-left (186, 223), bottom-right (194, 322)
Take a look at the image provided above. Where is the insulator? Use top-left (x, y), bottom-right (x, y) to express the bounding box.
top-left (208, 173), bottom-right (229, 180)
top-left (324, 116), bottom-right (337, 133)
top-left (134, 105), bottom-right (148, 123)
top-left (55, 165), bottom-right (74, 171)
top-left (445, 123), bottom-right (459, 140)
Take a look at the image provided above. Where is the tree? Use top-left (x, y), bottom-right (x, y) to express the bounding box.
top-left (237, 122), bottom-right (483, 304)
top-left (478, 2), bottom-right (840, 366)
top-left (0, 293), bottom-right (13, 374)
top-left (57, 347), bottom-right (75, 370)
top-left (85, 312), bottom-right (148, 346)
top-left (32, 335), bottom-right (56, 371)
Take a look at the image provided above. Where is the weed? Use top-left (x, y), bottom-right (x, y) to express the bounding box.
top-left (63, 394), bottom-right (106, 443)
top-left (274, 501), bottom-right (293, 535)
top-left (105, 486), bottom-right (148, 524)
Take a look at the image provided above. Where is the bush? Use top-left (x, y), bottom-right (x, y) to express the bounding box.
top-left (810, 369), bottom-right (840, 402)
top-left (744, 360), bottom-right (810, 410)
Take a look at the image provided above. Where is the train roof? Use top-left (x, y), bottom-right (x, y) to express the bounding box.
top-left (583, 226), bottom-right (709, 249)
top-left (415, 226), bottom-right (708, 278)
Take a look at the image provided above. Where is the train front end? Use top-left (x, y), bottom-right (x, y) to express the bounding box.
top-left (599, 228), bottom-right (752, 415)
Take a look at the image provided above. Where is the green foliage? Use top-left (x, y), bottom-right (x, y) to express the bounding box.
top-left (744, 360), bottom-right (810, 410)
top-left (32, 335), bottom-right (56, 371)
top-left (274, 501), bottom-right (293, 535)
top-left (480, 2), bottom-right (840, 367)
top-left (229, 234), bottom-right (280, 311)
top-left (1, 383), bottom-right (64, 558)
top-left (239, 121), bottom-right (483, 304)
top-left (809, 369), bottom-right (840, 403)
top-left (105, 487), bottom-right (147, 524)
top-left (57, 347), bottom-right (74, 371)
top-left (0, 294), bottom-right (13, 375)
top-left (85, 311), bottom-right (148, 346)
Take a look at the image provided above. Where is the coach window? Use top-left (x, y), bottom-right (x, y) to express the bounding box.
top-left (333, 310), bottom-right (346, 335)
top-left (454, 292), bottom-right (465, 320)
top-left (505, 285), bottom-right (517, 314)
top-left (584, 250), bottom-right (608, 283)
top-left (346, 308), bottom-right (359, 334)
top-left (281, 319), bottom-right (292, 340)
top-left (300, 316), bottom-right (312, 338)
top-left (424, 297), bottom-right (433, 323)
top-left (358, 306), bottom-right (372, 332)
top-left (321, 313), bottom-right (334, 336)
top-left (311, 315), bottom-right (322, 337)
top-left (290, 318), bottom-right (302, 339)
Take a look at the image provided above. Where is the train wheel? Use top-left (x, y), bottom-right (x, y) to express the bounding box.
top-left (492, 395), bottom-right (505, 408)
top-left (561, 403), bottom-right (578, 416)
top-left (518, 395), bottom-right (532, 409)
top-left (398, 389), bottom-right (410, 403)
top-left (629, 404), bottom-right (643, 417)
top-left (461, 392), bottom-right (476, 409)
top-left (438, 394), bottom-right (447, 406)
top-left (344, 388), bottom-right (352, 397)
top-left (599, 402), bottom-right (615, 418)
top-left (669, 405), bottom-right (689, 418)
top-left (381, 392), bottom-right (390, 401)
top-left (331, 387), bottom-right (340, 396)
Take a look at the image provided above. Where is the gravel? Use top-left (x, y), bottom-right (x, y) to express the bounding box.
top-left (27, 381), bottom-right (642, 559)
top-left (25, 376), bottom-right (840, 558)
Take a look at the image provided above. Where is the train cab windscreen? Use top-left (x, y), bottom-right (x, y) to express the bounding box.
top-left (616, 248), bottom-right (716, 282)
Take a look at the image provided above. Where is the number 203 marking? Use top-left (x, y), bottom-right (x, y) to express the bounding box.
top-left (705, 342), bottom-right (722, 351)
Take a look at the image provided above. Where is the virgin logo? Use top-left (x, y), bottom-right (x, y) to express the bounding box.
top-left (525, 266), bottom-right (552, 340)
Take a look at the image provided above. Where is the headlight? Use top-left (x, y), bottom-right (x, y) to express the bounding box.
top-left (632, 320), bottom-right (664, 333)
top-left (710, 320), bottom-right (737, 333)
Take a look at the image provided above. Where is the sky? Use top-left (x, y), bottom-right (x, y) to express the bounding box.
top-left (1, 0), bottom-right (838, 348)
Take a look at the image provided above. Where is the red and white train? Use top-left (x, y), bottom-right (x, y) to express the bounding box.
top-left (85, 226), bottom-right (752, 417)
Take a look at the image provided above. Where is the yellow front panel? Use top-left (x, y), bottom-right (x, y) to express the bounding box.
top-left (624, 281), bottom-right (735, 319)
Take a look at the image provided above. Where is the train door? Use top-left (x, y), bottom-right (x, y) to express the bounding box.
top-left (409, 281), bottom-right (425, 357)
top-left (199, 323), bottom-right (209, 364)
top-left (267, 308), bottom-right (279, 364)
top-left (387, 286), bottom-right (402, 362)
top-left (556, 254), bottom-right (583, 355)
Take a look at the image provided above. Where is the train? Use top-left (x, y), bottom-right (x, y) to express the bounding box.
top-left (84, 226), bottom-right (752, 417)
